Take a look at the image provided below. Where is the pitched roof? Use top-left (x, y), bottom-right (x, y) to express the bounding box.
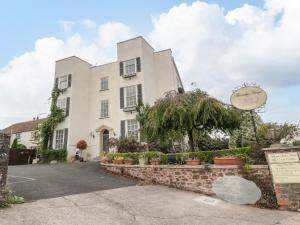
top-left (2, 118), bottom-right (46, 134)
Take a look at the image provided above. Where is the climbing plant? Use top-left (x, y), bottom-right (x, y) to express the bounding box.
top-left (37, 86), bottom-right (65, 150)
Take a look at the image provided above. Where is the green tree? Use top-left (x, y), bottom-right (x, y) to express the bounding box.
top-left (11, 138), bottom-right (18, 149)
top-left (137, 89), bottom-right (241, 151)
top-left (229, 111), bottom-right (263, 148)
top-left (257, 122), bottom-right (299, 146)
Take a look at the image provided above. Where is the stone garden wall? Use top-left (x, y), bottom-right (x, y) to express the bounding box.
top-left (0, 132), bottom-right (10, 203)
top-left (102, 164), bottom-right (270, 195)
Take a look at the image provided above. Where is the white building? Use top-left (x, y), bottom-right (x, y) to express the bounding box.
top-left (51, 36), bottom-right (183, 160)
top-left (3, 118), bottom-right (45, 149)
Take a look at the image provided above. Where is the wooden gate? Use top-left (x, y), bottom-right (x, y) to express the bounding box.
top-left (9, 148), bottom-right (37, 165)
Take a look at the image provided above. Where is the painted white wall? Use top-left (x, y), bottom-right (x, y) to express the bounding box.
top-left (10, 131), bottom-right (36, 149)
top-left (52, 36), bottom-right (183, 160)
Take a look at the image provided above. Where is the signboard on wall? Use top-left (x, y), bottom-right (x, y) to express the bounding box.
top-left (268, 152), bottom-right (300, 184)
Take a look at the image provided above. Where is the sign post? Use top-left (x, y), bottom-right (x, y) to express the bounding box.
top-left (230, 85), bottom-right (267, 144)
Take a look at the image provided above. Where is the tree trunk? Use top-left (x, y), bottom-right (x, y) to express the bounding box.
top-left (187, 130), bottom-right (194, 151)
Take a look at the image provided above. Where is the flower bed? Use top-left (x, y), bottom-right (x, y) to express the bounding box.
top-left (105, 147), bottom-right (250, 165)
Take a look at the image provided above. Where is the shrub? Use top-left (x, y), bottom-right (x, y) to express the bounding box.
top-left (10, 139), bottom-right (26, 149)
top-left (76, 140), bottom-right (87, 150)
top-left (144, 151), bottom-right (163, 160)
top-left (0, 189), bottom-right (25, 208)
top-left (293, 140), bottom-right (300, 147)
top-left (109, 137), bottom-right (145, 153)
top-left (40, 148), bottom-right (67, 163)
top-left (107, 152), bottom-right (140, 163)
top-left (106, 147), bottom-right (250, 164)
top-left (11, 138), bottom-right (18, 148)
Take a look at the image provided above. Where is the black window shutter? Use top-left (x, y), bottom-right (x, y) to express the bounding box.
top-left (137, 84), bottom-right (142, 104)
top-left (120, 87), bottom-right (124, 109)
top-left (65, 97), bottom-right (70, 117)
top-left (68, 74), bottom-right (72, 87)
top-left (49, 132), bottom-right (53, 149)
top-left (136, 57), bottom-right (141, 72)
top-left (120, 120), bottom-right (125, 138)
top-left (63, 128), bottom-right (68, 149)
top-left (55, 78), bottom-right (58, 88)
top-left (119, 62), bottom-right (124, 76)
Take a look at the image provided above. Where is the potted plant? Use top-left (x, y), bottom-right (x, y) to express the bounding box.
top-left (124, 158), bottom-right (134, 165)
top-left (139, 153), bottom-right (148, 165)
top-left (150, 157), bottom-right (161, 165)
top-left (185, 158), bottom-right (201, 165)
top-left (112, 156), bottom-right (124, 164)
top-left (213, 155), bottom-right (242, 165)
top-left (76, 140), bottom-right (88, 161)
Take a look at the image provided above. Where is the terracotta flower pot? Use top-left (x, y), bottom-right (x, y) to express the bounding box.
top-left (213, 157), bottom-right (242, 165)
top-left (124, 159), bottom-right (134, 165)
top-left (112, 159), bottom-right (124, 164)
top-left (185, 159), bottom-right (201, 165)
top-left (150, 159), bottom-right (161, 165)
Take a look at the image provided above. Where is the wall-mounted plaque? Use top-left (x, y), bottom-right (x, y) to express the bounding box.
top-left (268, 152), bottom-right (299, 164)
top-left (270, 163), bottom-right (300, 183)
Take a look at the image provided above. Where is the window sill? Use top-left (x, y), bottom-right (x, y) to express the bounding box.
top-left (123, 106), bottom-right (136, 112)
top-left (122, 73), bottom-right (136, 78)
top-left (99, 117), bottom-right (110, 119)
top-left (59, 88), bottom-right (68, 93)
top-left (99, 89), bottom-right (109, 92)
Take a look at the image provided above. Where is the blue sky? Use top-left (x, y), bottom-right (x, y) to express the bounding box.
top-left (0, 0), bottom-right (299, 128)
top-left (0, 0), bottom-right (262, 67)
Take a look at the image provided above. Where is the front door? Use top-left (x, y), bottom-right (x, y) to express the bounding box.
top-left (102, 130), bottom-right (109, 152)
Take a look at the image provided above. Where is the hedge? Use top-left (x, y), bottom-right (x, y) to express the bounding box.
top-left (40, 148), bottom-right (67, 163)
top-left (106, 147), bottom-right (250, 164)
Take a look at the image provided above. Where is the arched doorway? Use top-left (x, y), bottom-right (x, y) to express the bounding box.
top-left (102, 129), bottom-right (109, 152)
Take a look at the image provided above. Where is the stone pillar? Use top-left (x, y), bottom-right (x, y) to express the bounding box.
top-left (262, 146), bottom-right (300, 211)
top-left (0, 132), bottom-right (10, 203)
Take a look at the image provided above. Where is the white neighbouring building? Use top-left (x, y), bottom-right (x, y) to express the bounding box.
top-left (51, 36), bottom-right (183, 160)
top-left (3, 118), bottom-right (46, 149)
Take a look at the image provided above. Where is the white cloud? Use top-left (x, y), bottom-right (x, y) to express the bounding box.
top-left (58, 20), bottom-right (75, 34)
top-left (1, 1), bottom-right (300, 127)
top-left (0, 22), bottom-right (133, 128)
top-left (149, 1), bottom-right (300, 99)
top-left (98, 22), bottom-right (133, 48)
top-left (81, 19), bottom-right (97, 29)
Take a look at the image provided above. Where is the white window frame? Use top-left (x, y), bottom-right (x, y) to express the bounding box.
top-left (30, 131), bottom-right (35, 141)
top-left (125, 85), bottom-right (137, 108)
top-left (55, 129), bottom-right (64, 149)
top-left (57, 98), bottom-right (67, 113)
top-left (100, 100), bottom-right (109, 118)
top-left (123, 58), bottom-right (136, 76)
top-left (100, 77), bottom-right (109, 91)
top-left (58, 75), bottom-right (68, 90)
top-left (15, 133), bottom-right (21, 140)
top-left (127, 119), bottom-right (139, 140)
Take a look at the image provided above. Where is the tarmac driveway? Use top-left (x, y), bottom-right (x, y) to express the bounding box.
top-left (7, 162), bottom-right (137, 201)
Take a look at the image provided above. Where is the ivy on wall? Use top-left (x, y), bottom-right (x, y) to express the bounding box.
top-left (35, 86), bottom-right (65, 150)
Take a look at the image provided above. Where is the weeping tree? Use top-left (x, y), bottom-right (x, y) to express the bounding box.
top-left (137, 89), bottom-right (241, 151)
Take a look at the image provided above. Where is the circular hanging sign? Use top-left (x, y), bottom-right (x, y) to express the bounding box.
top-left (230, 86), bottom-right (267, 111)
